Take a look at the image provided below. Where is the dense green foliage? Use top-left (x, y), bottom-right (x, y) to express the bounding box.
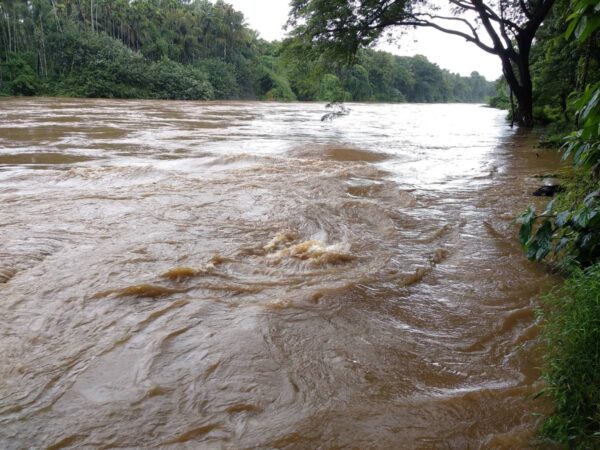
top-left (514, 1), bottom-right (600, 447)
top-left (531, 0), bottom-right (600, 125)
top-left (0, 0), bottom-right (493, 102)
top-left (538, 264), bottom-right (600, 449)
top-left (489, 0), bottom-right (600, 128)
top-left (518, 0), bottom-right (600, 270)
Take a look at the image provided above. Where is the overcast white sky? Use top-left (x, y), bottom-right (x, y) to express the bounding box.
top-left (226, 0), bottom-right (502, 81)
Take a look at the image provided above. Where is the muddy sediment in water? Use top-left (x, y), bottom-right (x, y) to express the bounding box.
top-left (0, 98), bottom-right (560, 448)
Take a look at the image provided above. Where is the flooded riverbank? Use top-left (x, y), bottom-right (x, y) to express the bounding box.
top-left (0, 98), bottom-right (560, 448)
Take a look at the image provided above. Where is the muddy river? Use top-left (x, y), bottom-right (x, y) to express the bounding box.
top-left (0, 98), bottom-right (560, 448)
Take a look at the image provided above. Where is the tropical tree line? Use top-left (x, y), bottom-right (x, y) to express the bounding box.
top-left (0, 0), bottom-right (495, 102)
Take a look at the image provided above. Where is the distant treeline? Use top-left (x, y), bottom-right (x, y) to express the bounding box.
top-left (0, 0), bottom-right (495, 103)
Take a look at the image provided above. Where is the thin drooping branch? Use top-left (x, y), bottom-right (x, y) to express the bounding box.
top-left (471, 0), bottom-right (510, 56)
top-left (448, 0), bottom-right (522, 32)
top-left (395, 19), bottom-right (497, 53)
top-left (497, 3), bottom-right (518, 59)
top-left (412, 13), bottom-right (482, 41)
top-left (447, 0), bottom-right (480, 13)
top-left (318, 11), bottom-right (495, 55)
top-left (478, 1), bottom-right (522, 31)
top-left (467, 0), bottom-right (521, 94)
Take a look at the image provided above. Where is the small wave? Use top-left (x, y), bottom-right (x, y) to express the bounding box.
top-left (94, 284), bottom-right (188, 299)
top-left (290, 145), bottom-right (391, 163)
top-left (161, 255), bottom-right (232, 281)
top-left (0, 152), bottom-right (96, 165)
top-left (269, 240), bottom-right (355, 266)
top-left (263, 231), bottom-right (299, 252)
top-left (416, 225), bottom-right (451, 244)
top-left (205, 153), bottom-right (275, 169)
top-left (483, 220), bottom-right (506, 239)
top-left (0, 266), bottom-right (17, 283)
top-left (163, 424), bottom-right (218, 444)
top-left (161, 267), bottom-right (198, 280)
top-left (325, 147), bottom-right (390, 162)
top-left (400, 267), bottom-right (431, 287)
top-left (226, 403), bottom-right (261, 414)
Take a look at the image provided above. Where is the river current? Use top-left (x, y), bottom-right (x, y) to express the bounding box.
top-left (0, 98), bottom-right (559, 448)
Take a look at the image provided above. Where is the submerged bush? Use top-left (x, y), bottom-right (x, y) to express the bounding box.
top-left (538, 264), bottom-right (600, 448)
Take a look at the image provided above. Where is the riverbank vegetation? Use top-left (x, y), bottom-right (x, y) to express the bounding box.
top-left (0, 0), bottom-right (494, 103)
top-left (513, 0), bottom-right (600, 447)
top-left (537, 266), bottom-right (600, 448)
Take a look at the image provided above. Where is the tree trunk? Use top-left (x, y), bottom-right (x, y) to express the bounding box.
top-left (514, 88), bottom-right (534, 127)
top-left (500, 42), bottom-right (535, 127)
top-left (516, 42), bottom-right (535, 127)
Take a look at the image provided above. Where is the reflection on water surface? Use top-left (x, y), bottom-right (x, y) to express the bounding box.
top-left (0, 98), bottom-right (559, 448)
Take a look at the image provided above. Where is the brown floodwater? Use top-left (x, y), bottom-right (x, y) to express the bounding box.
top-left (0, 98), bottom-right (561, 449)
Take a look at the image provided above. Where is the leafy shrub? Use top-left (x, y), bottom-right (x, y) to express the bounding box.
top-left (0, 53), bottom-right (41, 95)
top-left (147, 60), bottom-right (214, 100)
top-left (563, 83), bottom-right (600, 172)
top-left (538, 264), bottom-right (600, 448)
top-left (518, 80), bottom-right (600, 269)
top-left (488, 77), bottom-right (510, 110)
top-left (195, 59), bottom-right (239, 99)
top-left (539, 121), bottom-right (573, 149)
top-left (518, 172), bottom-right (600, 269)
top-left (318, 73), bottom-right (350, 102)
top-left (518, 80), bottom-right (600, 268)
top-left (254, 65), bottom-right (297, 101)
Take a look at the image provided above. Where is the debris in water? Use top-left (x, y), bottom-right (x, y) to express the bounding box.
top-left (321, 102), bottom-right (350, 122)
top-left (532, 183), bottom-right (564, 197)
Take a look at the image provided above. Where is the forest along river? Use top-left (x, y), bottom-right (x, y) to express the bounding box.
top-left (0, 98), bottom-right (560, 448)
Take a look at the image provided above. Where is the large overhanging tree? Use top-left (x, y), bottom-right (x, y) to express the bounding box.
top-left (288, 0), bottom-right (556, 127)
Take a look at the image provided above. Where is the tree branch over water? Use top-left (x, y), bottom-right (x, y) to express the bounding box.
top-left (288, 0), bottom-right (557, 126)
